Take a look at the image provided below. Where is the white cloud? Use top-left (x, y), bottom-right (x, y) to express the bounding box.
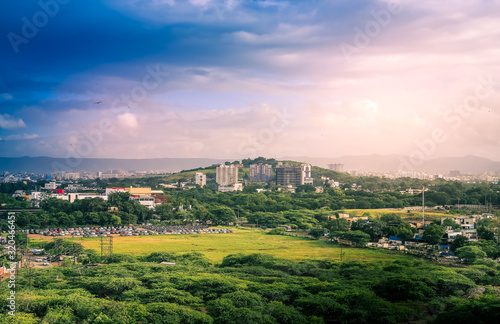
top-left (117, 113), bottom-right (139, 129)
top-left (189, 0), bottom-right (213, 6)
top-left (0, 114), bottom-right (27, 129)
top-left (1, 93), bottom-right (13, 100)
top-left (0, 133), bottom-right (39, 141)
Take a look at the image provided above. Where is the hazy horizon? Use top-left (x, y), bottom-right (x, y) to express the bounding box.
top-left (2, 153), bottom-right (500, 162)
top-left (2, 1), bottom-right (500, 163)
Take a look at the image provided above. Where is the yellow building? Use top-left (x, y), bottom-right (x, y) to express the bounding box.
top-left (124, 187), bottom-right (151, 196)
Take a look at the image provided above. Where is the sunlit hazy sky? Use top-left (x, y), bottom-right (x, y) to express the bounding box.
top-left (1, 0), bottom-right (500, 160)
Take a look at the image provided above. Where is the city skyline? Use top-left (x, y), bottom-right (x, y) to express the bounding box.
top-left (1, 1), bottom-right (500, 161)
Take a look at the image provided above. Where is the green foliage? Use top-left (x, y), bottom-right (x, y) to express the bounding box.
top-left (221, 253), bottom-right (309, 276)
top-left (0, 251), bottom-right (493, 324)
top-left (441, 218), bottom-right (461, 230)
top-left (326, 217), bottom-right (350, 232)
top-left (308, 227), bottom-right (326, 240)
top-left (422, 224), bottom-right (446, 245)
top-left (45, 238), bottom-right (84, 258)
top-left (265, 301), bottom-right (308, 324)
top-left (145, 302), bottom-right (213, 324)
top-left (142, 252), bottom-right (212, 267)
top-left (103, 254), bottom-right (138, 264)
top-left (267, 227), bottom-right (286, 235)
top-left (449, 235), bottom-right (469, 252)
top-left (469, 240), bottom-right (500, 259)
top-left (394, 222), bottom-right (416, 242)
top-left (77, 277), bottom-right (142, 297)
top-left (456, 245), bottom-right (487, 264)
top-left (434, 294), bottom-right (500, 324)
top-left (351, 219), bottom-right (386, 241)
top-left (379, 213), bottom-right (402, 224)
top-left (376, 275), bottom-right (437, 301)
top-left (330, 230), bottom-right (371, 246)
top-left (122, 287), bottom-right (203, 306)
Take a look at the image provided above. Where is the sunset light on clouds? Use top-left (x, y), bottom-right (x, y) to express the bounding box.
top-left (1, 0), bottom-right (500, 160)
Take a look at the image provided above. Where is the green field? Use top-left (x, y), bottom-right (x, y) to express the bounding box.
top-left (70, 228), bottom-right (402, 264)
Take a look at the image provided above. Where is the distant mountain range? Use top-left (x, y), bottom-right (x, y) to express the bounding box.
top-left (0, 157), bottom-right (227, 174)
top-left (1, 155), bottom-right (499, 174)
top-left (280, 155), bottom-right (500, 174)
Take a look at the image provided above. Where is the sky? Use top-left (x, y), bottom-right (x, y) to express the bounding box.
top-left (1, 0), bottom-right (500, 162)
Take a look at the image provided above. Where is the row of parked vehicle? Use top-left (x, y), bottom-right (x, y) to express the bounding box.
top-left (16, 225), bottom-right (234, 237)
top-left (142, 225), bottom-right (234, 235)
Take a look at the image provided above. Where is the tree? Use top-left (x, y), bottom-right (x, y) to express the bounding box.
top-left (441, 218), bottom-right (461, 230)
top-left (449, 235), bottom-right (469, 252)
top-left (308, 227), bottom-right (326, 240)
top-left (331, 230), bottom-right (370, 246)
top-left (15, 231), bottom-right (28, 249)
top-left (296, 184), bottom-right (316, 193)
top-left (470, 240), bottom-right (500, 259)
top-left (380, 213), bottom-right (402, 225)
top-left (210, 206), bottom-right (236, 225)
top-left (455, 245), bottom-right (486, 264)
top-left (108, 192), bottom-right (131, 204)
top-left (394, 222), bottom-right (416, 243)
top-left (362, 220), bottom-right (386, 241)
top-left (475, 217), bottom-right (498, 241)
top-left (327, 218), bottom-right (350, 232)
top-left (422, 224), bottom-right (446, 245)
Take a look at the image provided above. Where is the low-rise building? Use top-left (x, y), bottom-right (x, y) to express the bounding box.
top-left (194, 172), bottom-right (206, 187)
top-left (449, 216), bottom-right (475, 229)
top-left (129, 195), bottom-right (155, 209)
top-left (44, 182), bottom-right (58, 190)
top-left (218, 183), bottom-right (243, 192)
top-left (106, 187), bottom-right (127, 196)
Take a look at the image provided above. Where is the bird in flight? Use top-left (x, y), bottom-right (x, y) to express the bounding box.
top-left (94, 101), bottom-right (102, 104)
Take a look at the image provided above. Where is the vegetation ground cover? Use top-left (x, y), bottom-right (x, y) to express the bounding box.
top-left (67, 228), bottom-right (401, 264)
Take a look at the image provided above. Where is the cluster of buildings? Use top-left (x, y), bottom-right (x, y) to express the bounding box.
top-left (1, 169), bottom-right (174, 183)
top-left (327, 163), bottom-right (344, 172)
top-left (351, 169), bottom-right (500, 183)
top-left (336, 213), bottom-right (493, 251)
top-left (202, 163), bottom-right (315, 192)
top-left (11, 185), bottom-right (166, 210)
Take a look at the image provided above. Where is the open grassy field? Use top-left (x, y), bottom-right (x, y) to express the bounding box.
top-left (343, 208), bottom-right (450, 221)
top-left (62, 227), bottom-right (403, 264)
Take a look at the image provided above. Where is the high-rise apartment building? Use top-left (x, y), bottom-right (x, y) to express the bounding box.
top-left (327, 163), bottom-right (344, 172)
top-left (250, 164), bottom-right (273, 181)
top-left (216, 165), bottom-right (239, 186)
top-left (302, 164), bottom-right (313, 185)
top-left (275, 165), bottom-right (302, 186)
top-left (276, 164), bottom-right (313, 186)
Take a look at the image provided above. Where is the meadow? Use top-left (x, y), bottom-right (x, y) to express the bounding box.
top-left (64, 227), bottom-right (402, 264)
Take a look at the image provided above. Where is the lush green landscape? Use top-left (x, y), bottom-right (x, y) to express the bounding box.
top-left (72, 228), bottom-right (400, 263)
top-left (2, 231), bottom-right (500, 323)
top-left (1, 158), bottom-right (500, 323)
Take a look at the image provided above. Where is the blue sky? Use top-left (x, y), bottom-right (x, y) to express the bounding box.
top-left (1, 0), bottom-right (500, 162)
